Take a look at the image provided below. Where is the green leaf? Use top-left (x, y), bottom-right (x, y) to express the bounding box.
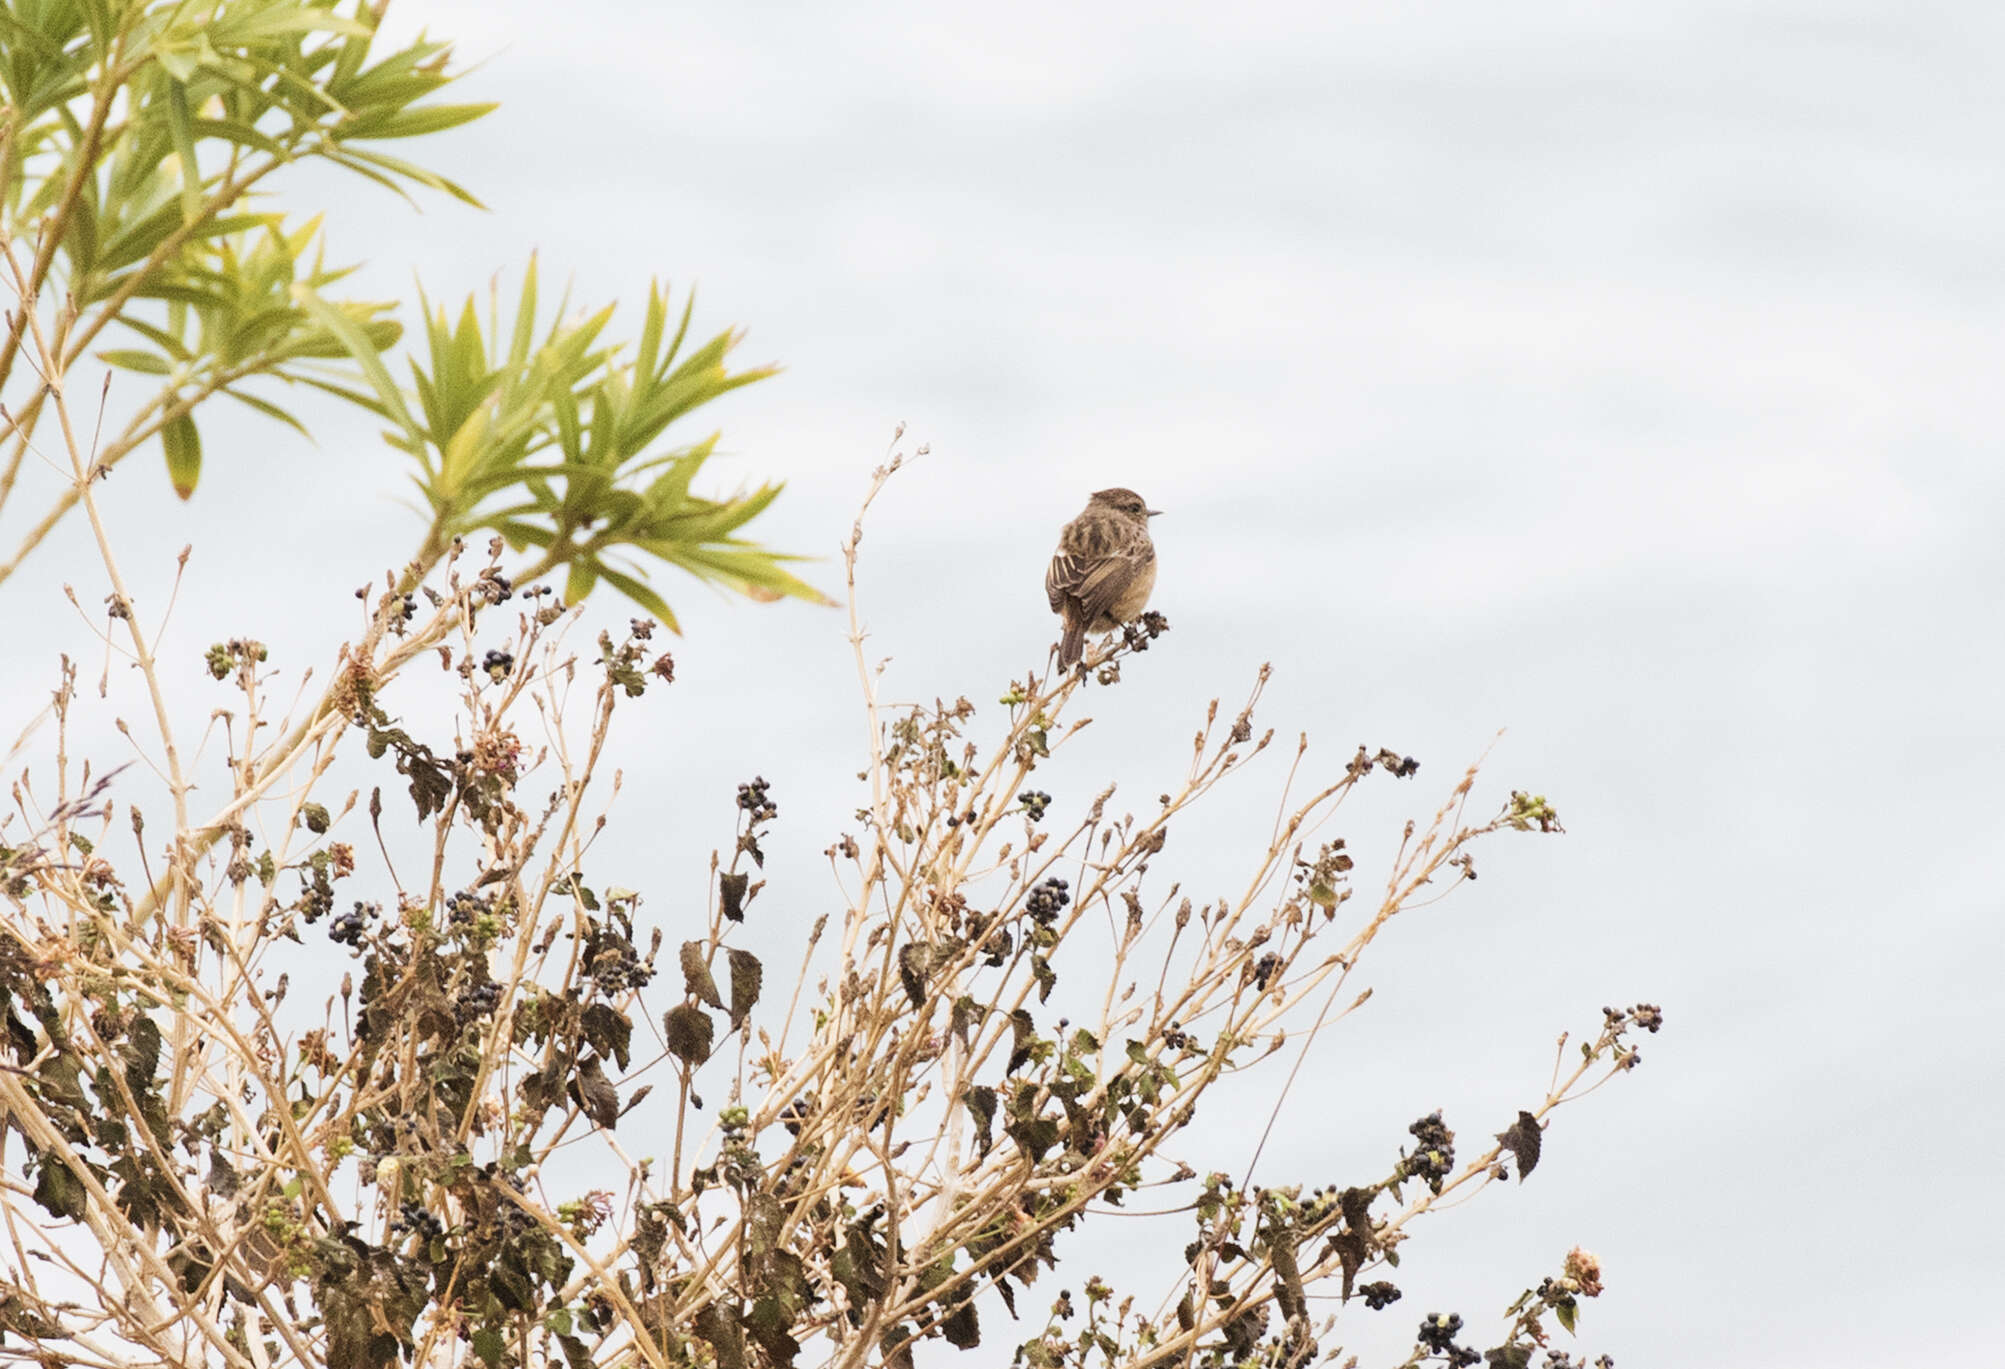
top-left (155, 47), bottom-right (197, 83)
top-left (325, 146), bottom-right (483, 208)
top-left (437, 401), bottom-right (492, 501)
top-left (164, 80), bottom-right (204, 221)
top-left (292, 286), bottom-right (423, 447)
top-left (595, 564), bottom-right (680, 633)
top-left (210, 7), bottom-right (373, 42)
top-left (98, 210), bottom-right (278, 276)
top-left (345, 101), bottom-right (497, 140)
top-left (97, 349), bottom-right (171, 375)
top-left (161, 413), bottom-right (202, 499)
top-left (507, 255), bottom-right (540, 367)
top-left (221, 387), bottom-right (310, 436)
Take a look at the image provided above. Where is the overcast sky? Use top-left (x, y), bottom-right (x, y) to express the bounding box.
top-left (4, 2), bottom-right (2002, 1365)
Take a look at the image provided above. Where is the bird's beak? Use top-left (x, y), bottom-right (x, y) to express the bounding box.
top-left (1147, 508), bottom-right (1163, 517)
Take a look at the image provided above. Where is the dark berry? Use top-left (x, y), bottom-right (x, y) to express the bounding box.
top-left (1024, 877), bottom-right (1070, 926)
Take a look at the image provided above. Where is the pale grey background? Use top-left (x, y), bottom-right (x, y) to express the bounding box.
top-left (3, 2), bottom-right (2001, 1365)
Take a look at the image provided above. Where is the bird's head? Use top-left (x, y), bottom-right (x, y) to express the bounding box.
top-left (1090, 487), bottom-right (1162, 519)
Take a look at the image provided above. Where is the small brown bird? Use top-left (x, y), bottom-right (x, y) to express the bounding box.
top-left (1046, 487), bottom-right (1160, 669)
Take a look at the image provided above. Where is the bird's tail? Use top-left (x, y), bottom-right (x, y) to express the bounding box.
top-left (1058, 615), bottom-right (1086, 670)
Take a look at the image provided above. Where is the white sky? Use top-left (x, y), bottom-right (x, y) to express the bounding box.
top-left (3, 2), bottom-right (2001, 1365)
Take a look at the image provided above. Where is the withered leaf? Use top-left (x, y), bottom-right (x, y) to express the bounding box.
top-left (1004, 1115), bottom-right (1059, 1162)
top-left (1494, 1110), bottom-right (1542, 1182)
top-left (31, 1157), bottom-right (87, 1222)
top-left (964, 1085), bottom-right (997, 1156)
top-left (1270, 1233), bottom-right (1305, 1320)
top-left (744, 1296), bottom-right (801, 1368)
top-left (719, 870), bottom-right (750, 922)
top-left (691, 1303), bottom-right (747, 1369)
top-left (582, 1002), bottom-right (632, 1071)
top-left (680, 942), bottom-right (723, 1008)
top-left (663, 1004), bottom-right (715, 1066)
top-left (744, 1191), bottom-right (786, 1256)
top-left (1006, 1009), bottom-right (1036, 1075)
top-left (1330, 1186), bottom-right (1379, 1300)
top-left (1339, 1185), bottom-right (1376, 1235)
top-left (897, 942), bottom-right (936, 1007)
top-left (569, 1056), bottom-right (620, 1130)
top-left (941, 1297), bottom-right (980, 1349)
top-left (726, 947), bottom-right (762, 1026)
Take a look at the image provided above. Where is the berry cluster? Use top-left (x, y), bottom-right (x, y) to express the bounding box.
top-left (1017, 790), bottom-right (1052, 821)
top-left (1251, 951), bottom-right (1283, 990)
top-left (736, 776), bottom-right (777, 822)
top-left (778, 1093), bottom-right (816, 1137)
top-left (389, 1202), bottom-right (444, 1240)
top-left (446, 889), bottom-right (492, 927)
top-left (1357, 1281), bottom-right (1402, 1311)
top-left (476, 570), bottom-right (513, 605)
top-left (482, 649), bottom-right (514, 683)
top-left (1415, 1313), bottom-right (1479, 1367)
top-left (457, 978), bottom-right (501, 1020)
top-left (329, 900), bottom-right (377, 947)
top-left (298, 873), bottom-right (334, 924)
top-left (1399, 1111), bottom-right (1456, 1194)
top-left (587, 936), bottom-right (653, 993)
top-left (203, 638), bottom-right (269, 681)
top-left (1025, 877), bottom-right (1070, 926)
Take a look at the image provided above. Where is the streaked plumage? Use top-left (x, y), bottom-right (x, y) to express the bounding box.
top-left (1046, 487), bottom-right (1159, 669)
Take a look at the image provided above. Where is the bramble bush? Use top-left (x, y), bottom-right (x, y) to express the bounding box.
top-left (0, 5), bottom-right (1658, 1368)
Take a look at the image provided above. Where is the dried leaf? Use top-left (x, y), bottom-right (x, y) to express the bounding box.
top-left (1270, 1234), bottom-right (1305, 1320)
top-left (719, 870), bottom-right (749, 922)
top-left (692, 1303), bottom-right (746, 1369)
top-left (964, 1085), bottom-right (997, 1156)
top-left (663, 1004), bottom-right (714, 1065)
top-left (1494, 1110), bottom-right (1542, 1182)
top-left (725, 946), bottom-right (762, 1026)
top-left (680, 941), bottom-right (723, 1008)
top-left (941, 1297), bottom-right (979, 1349)
top-left (569, 1056), bottom-right (620, 1130)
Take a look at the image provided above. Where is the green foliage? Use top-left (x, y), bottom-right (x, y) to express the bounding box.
top-left (0, 0), bottom-right (819, 626)
top-left (300, 261), bottom-right (828, 626)
top-left (0, 0), bottom-right (470, 503)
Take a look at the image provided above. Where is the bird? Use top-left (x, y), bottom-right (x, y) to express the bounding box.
top-left (1046, 487), bottom-right (1160, 670)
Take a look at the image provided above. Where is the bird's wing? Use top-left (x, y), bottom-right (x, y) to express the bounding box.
top-left (1068, 545), bottom-right (1152, 627)
top-left (1045, 549), bottom-right (1076, 614)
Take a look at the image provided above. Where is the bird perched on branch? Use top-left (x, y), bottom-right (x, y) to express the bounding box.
top-left (1046, 487), bottom-right (1160, 670)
